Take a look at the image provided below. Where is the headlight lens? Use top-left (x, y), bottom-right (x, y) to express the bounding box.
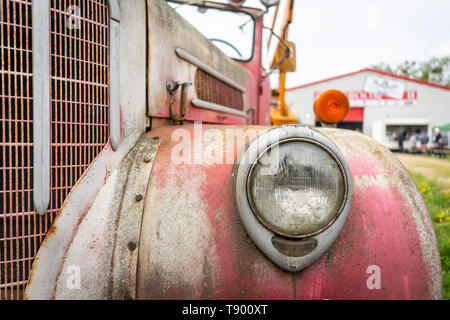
top-left (247, 139), bottom-right (346, 238)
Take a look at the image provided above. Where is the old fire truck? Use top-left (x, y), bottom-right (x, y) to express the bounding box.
top-left (0, 0), bottom-right (442, 299)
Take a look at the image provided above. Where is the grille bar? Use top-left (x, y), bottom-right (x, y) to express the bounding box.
top-left (32, 0), bottom-right (50, 215)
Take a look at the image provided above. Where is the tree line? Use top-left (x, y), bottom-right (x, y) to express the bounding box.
top-left (372, 56), bottom-right (450, 87)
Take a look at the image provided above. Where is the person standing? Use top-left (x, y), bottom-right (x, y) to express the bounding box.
top-left (419, 131), bottom-right (429, 155)
top-left (398, 131), bottom-right (406, 153)
top-left (409, 132), bottom-right (417, 154)
top-left (433, 128), bottom-right (442, 145)
top-left (433, 128), bottom-right (444, 158)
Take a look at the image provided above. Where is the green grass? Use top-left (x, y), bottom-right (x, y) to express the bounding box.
top-left (418, 163), bottom-right (450, 178)
top-left (427, 154), bottom-right (450, 163)
top-left (410, 172), bottom-right (450, 300)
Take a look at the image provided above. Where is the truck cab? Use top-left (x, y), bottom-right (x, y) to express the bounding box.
top-left (0, 0), bottom-right (442, 300)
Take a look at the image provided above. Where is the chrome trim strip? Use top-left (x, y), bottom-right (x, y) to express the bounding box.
top-left (192, 99), bottom-right (247, 118)
top-left (109, 0), bottom-right (121, 21)
top-left (32, 1), bottom-right (50, 215)
top-left (175, 48), bottom-right (246, 93)
top-left (110, 18), bottom-right (120, 151)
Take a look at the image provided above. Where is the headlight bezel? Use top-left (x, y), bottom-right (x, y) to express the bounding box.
top-left (232, 125), bottom-right (353, 272)
top-left (245, 137), bottom-right (349, 239)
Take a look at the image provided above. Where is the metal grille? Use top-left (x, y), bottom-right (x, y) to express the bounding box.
top-left (0, 0), bottom-right (35, 300)
top-left (194, 68), bottom-right (244, 111)
top-left (0, 0), bottom-right (110, 300)
top-left (49, 0), bottom-right (109, 214)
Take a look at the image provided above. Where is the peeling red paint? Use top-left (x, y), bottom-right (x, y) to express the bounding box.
top-left (135, 125), bottom-right (439, 299)
top-left (201, 163), bottom-right (246, 298)
top-left (294, 184), bottom-right (431, 299)
top-left (346, 155), bottom-right (385, 178)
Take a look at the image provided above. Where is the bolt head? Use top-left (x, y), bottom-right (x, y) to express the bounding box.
top-left (128, 241), bottom-right (137, 251)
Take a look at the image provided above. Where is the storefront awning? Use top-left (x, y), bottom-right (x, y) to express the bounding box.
top-left (344, 107), bottom-right (364, 122)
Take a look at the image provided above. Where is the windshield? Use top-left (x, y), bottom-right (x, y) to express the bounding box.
top-left (168, 2), bottom-right (255, 61)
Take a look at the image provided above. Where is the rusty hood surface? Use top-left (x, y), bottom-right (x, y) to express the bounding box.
top-left (25, 125), bottom-right (442, 299)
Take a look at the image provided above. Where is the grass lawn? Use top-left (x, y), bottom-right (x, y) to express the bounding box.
top-left (410, 172), bottom-right (450, 300)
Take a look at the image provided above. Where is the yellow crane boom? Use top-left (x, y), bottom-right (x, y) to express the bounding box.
top-left (269, 0), bottom-right (298, 126)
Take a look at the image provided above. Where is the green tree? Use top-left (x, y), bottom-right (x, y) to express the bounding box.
top-left (372, 56), bottom-right (450, 87)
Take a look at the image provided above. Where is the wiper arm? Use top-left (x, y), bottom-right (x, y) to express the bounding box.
top-left (238, 9), bottom-right (267, 32)
top-left (172, 0), bottom-right (205, 10)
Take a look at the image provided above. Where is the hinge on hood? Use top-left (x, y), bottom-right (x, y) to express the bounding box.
top-left (167, 81), bottom-right (192, 125)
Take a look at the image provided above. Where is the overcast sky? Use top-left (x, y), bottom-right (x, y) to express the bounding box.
top-left (272, 0), bottom-right (450, 87)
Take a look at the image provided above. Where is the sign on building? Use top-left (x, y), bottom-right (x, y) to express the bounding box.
top-left (314, 90), bottom-right (418, 107)
top-left (363, 75), bottom-right (406, 99)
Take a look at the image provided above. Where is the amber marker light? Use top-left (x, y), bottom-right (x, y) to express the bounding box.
top-left (313, 89), bottom-right (350, 124)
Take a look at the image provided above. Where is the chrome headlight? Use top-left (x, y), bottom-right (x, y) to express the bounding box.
top-left (232, 125), bottom-right (353, 272)
top-left (248, 138), bottom-right (347, 238)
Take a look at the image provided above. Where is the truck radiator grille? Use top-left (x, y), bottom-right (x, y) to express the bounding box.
top-left (194, 68), bottom-right (244, 111)
top-left (0, 0), bottom-right (110, 300)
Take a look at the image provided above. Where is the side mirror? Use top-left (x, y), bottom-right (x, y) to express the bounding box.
top-left (260, 0), bottom-right (280, 8)
top-left (228, 0), bottom-right (246, 8)
top-left (272, 40), bottom-right (296, 73)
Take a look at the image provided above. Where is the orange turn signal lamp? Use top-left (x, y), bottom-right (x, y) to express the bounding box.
top-left (313, 89), bottom-right (350, 125)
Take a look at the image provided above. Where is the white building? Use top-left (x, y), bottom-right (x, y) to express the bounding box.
top-left (286, 68), bottom-right (450, 150)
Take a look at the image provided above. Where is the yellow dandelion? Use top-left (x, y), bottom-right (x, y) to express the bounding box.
top-left (437, 212), bottom-right (445, 219)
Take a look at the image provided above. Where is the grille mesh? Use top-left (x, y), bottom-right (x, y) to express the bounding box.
top-left (194, 68), bottom-right (244, 111)
top-left (0, 0), bottom-right (110, 300)
top-left (49, 0), bottom-right (109, 215)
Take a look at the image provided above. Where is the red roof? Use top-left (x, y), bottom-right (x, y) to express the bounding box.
top-left (287, 68), bottom-right (450, 92)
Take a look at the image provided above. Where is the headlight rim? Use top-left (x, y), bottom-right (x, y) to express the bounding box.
top-left (245, 137), bottom-right (349, 239)
top-left (231, 124), bottom-right (353, 272)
